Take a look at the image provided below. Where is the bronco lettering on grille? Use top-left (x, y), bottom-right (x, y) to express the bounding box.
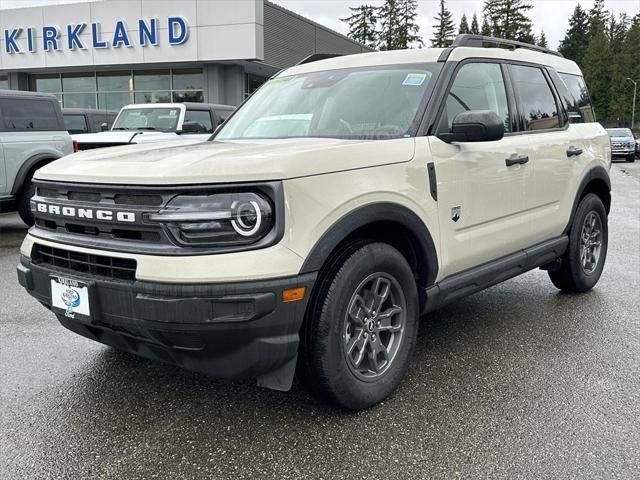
top-left (34, 202), bottom-right (136, 223)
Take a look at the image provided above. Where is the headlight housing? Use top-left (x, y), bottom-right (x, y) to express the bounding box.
top-left (146, 191), bottom-right (276, 248)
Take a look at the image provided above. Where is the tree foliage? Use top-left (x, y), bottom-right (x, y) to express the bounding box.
top-left (482, 0), bottom-right (534, 41)
top-left (459, 13), bottom-right (470, 34)
top-left (396, 0), bottom-right (424, 48)
top-left (558, 4), bottom-right (590, 65)
top-left (340, 5), bottom-right (378, 48)
top-left (431, 0), bottom-right (456, 47)
top-left (537, 30), bottom-right (548, 48)
top-left (470, 13), bottom-right (480, 35)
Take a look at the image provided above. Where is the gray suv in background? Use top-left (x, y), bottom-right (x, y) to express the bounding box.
top-left (606, 128), bottom-right (636, 162)
top-left (0, 90), bottom-right (74, 225)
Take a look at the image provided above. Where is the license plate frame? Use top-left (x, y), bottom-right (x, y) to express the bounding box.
top-left (50, 275), bottom-right (93, 320)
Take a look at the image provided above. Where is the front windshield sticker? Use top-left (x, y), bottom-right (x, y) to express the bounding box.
top-left (403, 73), bottom-right (427, 86)
top-left (169, 110), bottom-right (177, 117)
top-left (267, 75), bottom-right (298, 87)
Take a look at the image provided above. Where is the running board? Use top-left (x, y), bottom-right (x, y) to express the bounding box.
top-left (423, 236), bottom-right (568, 313)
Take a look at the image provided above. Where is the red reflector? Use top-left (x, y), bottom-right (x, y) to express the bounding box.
top-left (72, 140), bottom-right (79, 153)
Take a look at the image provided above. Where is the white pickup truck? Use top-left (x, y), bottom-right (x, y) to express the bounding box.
top-left (72, 102), bottom-right (235, 150)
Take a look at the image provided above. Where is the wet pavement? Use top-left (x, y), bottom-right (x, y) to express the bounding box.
top-left (1, 161), bottom-right (639, 479)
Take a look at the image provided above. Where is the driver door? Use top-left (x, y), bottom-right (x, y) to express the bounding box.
top-left (429, 61), bottom-right (533, 278)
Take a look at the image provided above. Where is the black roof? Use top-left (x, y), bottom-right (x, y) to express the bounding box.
top-left (0, 89), bottom-right (58, 100)
top-left (62, 107), bottom-right (119, 115)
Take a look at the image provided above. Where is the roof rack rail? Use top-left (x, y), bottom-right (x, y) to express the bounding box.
top-left (296, 53), bottom-right (344, 66)
top-left (451, 34), bottom-right (563, 58)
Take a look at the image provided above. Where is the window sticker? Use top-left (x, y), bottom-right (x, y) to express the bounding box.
top-left (169, 110), bottom-right (177, 117)
top-left (403, 73), bottom-right (427, 86)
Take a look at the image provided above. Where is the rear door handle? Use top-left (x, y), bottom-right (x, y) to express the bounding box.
top-left (567, 146), bottom-right (583, 157)
top-left (505, 154), bottom-right (529, 167)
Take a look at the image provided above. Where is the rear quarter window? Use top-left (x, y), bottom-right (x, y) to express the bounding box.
top-left (1, 98), bottom-right (62, 131)
top-left (63, 114), bottom-right (89, 134)
top-left (558, 73), bottom-right (595, 123)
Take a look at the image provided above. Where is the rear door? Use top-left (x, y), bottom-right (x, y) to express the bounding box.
top-left (508, 64), bottom-right (585, 243)
top-left (429, 61), bottom-right (532, 278)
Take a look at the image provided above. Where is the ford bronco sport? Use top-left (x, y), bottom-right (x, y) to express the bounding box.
top-left (1, 89), bottom-right (74, 226)
top-left (17, 35), bottom-right (612, 410)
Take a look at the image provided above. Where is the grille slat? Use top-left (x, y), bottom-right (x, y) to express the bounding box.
top-left (33, 245), bottom-right (137, 282)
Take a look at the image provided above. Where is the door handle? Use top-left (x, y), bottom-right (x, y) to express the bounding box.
top-left (505, 154), bottom-right (529, 167)
top-left (566, 146), bottom-right (583, 157)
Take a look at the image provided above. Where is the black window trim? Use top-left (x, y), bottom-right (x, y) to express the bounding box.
top-left (184, 108), bottom-right (214, 134)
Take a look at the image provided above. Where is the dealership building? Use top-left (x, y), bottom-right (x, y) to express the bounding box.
top-left (0, 0), bottom-right (369, 110)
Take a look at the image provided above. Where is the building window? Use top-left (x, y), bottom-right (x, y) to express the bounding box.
top-left (0, 75), bottom-right (8, 89)
top-left (244, 73), bottom-right (267, 98)
top-left (29, 68), bottom-right (205, 110)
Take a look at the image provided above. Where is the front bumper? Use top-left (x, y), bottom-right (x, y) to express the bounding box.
top-left (17, 255), bottom-right (316, 389)
top-left (611, 148), bottom-right (635, 156)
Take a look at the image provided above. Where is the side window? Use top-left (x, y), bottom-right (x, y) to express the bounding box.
top-left (511, 65), bottom-right (561, 131)
top-left (559, 73), bottom-right (595, 123)
top-left (442, 62), bottom-right (511, 133)
top-left (1, 98), bottom-right (61, 131)
top-left (63, 114), bottom-right (89, 134)
top-left (183, 110), bottom-right (214, 134)
top-left (215, 110), bottom-right (232, 125)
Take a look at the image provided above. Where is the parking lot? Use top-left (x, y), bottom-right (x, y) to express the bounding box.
top-left (1, 160), bottom-right (638, 480)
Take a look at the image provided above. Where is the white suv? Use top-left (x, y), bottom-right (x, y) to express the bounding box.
top-left (17, 36), bottom-right (611, 410)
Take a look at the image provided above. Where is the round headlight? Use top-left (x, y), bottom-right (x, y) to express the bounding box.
top-left (231, 200), bottom-right (262, 236)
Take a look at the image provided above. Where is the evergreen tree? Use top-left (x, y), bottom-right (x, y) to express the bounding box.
top-left (431, 0), bottom-right (456, 47)
top-left (608, 13), bottom-right (629, 51)
top-left (537, 30), bottom-right (548, 48)
top-left (377, 0), bottom-right (401, 50)
top-left (470, 13), bottom-right (480, 34)
top-left (396, 0), bottom-right (423, 48)
top-left (588, 0), bottom-right (609, 38)
top-left (483, 0), bottom-right (533, 41)
top-left (582, 21), bottom-right (612, 121)
top-left (340, 5), bottom-right (378, 48)
top-left (459, 13), bottom-right (470, 34)
top-left (558, 4), bottom-right (590, 65)
top-left (481, 15), bottom-right (492, 36)
top-left (608, 15), bottom-right (639, 125)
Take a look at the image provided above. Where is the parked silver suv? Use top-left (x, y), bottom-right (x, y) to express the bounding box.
top-left (606, 128), bottom-right (636, 162)
top-left (0, 90), bottom-right (74, 225)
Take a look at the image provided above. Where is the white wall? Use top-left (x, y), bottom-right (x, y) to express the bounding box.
top-left (0, 0), bottom-right (264, 71)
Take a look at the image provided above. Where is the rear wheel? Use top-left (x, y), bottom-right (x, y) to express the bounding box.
top-left (16, 175), bottom-right (36, 226)
top-left (548, 193), bottom-right (608, 293)
top-left (299, 242), bottom-right (419, 410)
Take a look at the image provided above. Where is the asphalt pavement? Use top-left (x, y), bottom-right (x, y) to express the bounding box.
top-left (1, 161), bottom-right (639, 480)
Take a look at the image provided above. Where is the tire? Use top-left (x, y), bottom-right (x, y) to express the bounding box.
top-left (299, 242), bottom-right (419, 410)
top-left (548, 193), bottom-right (608, 293)
top-left (16, 174), bottom-right (36, 226)
top-left (627, 153), bottom-right (635, 162)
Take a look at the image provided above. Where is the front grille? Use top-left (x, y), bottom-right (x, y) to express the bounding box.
top-left (32, 244), bottom-right (137, 281)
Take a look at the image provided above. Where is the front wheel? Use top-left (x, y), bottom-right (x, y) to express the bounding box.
top-left (627, 153), bottom-right (635, 162)
top-left (17, 175), bottom-right (36, 226)
top-left (299, 242), bottom-right (419, 410)
top-left (548, 193), bottom-right (608, 293)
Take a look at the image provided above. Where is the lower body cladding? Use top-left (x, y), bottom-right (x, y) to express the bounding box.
top-left (17, 255), bottom-right (316, 391)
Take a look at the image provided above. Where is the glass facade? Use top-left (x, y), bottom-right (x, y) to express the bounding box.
top-left (244, 73), bottom-right (267, 99)
top-left (29, 68), bottom-right (204, 110)
top-left (0, 75), bottom-right (8, 89)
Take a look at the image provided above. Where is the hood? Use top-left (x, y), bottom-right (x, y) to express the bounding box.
top-left (34, 137), bottom-right (415, 185)
top-left (72, 130), bottom-right (183, 145)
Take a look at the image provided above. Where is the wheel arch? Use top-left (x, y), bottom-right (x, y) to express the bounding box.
top-left (299, 202), bottom-right (439, 293)
top-left (11, 153), bottom-right (59, 195)
top-left (565, 166), bottom-right (611, 235)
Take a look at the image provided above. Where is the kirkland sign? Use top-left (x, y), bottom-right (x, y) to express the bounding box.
top-left (2, 17), bottom-right (189, 54)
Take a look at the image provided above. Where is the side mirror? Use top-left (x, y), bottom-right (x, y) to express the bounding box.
top-left (100, 123), bottom-right (108, 132)
top-left (178, 122), bottom-right (204, 134)
top-left (438, 110), bottom-right (505, 143)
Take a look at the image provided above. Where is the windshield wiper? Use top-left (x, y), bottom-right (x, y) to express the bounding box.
top-left (137, 127), bottom-right (157, 131)
top-left (112, 127), bottom-right (129, 130)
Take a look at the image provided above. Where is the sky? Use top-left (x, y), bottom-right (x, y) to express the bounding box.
top-left (1, 0), bottom-right (639, 49)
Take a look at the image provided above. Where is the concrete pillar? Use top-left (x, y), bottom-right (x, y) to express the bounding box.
top-left (223, 65), bottom-right (244, 106)
top-left (8, 72), bottom-right (29, 91)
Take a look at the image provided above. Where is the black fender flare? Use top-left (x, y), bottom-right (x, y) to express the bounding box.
top-left (564, 166), bottom-right (611, 234)
top-left (298, 202), bottom-right (439, 286)
top-left (11, 153), bottom-right (60, 195)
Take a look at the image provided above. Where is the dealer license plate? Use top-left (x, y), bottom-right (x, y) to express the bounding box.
top-left (50, 276), bottom-right (90, 318)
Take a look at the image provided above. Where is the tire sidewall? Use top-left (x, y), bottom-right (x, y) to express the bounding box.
top-left (566, 193), bottom-right (608, 291)
top-left (315, 243), bottom-right (419, 410)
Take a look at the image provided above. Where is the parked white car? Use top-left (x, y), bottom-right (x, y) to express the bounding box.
top-left (73, 102), bottom-right (235, 150)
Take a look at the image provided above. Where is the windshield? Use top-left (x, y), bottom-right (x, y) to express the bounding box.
top-left (112, 107), bottom-right (181, 132)
top-left (216, 64), bottom-right (442, 141)
top-left (606, 128), bottom-right (632, 137)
